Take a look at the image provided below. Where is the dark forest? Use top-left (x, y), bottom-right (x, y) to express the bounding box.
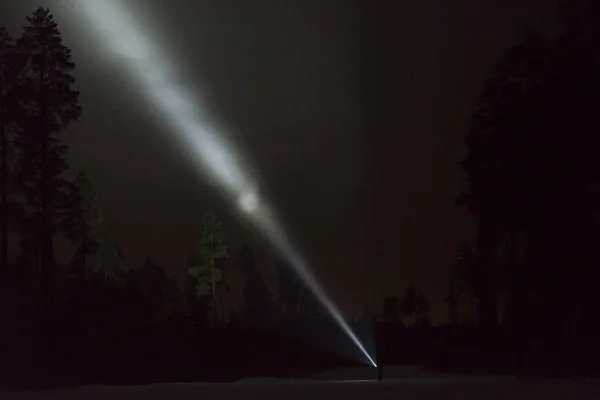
top-left (1, 0), bottom-right (600, 390)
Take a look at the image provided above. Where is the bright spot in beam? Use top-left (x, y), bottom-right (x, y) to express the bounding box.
top-left (238, 191), bottom-right (259, 214)
top-left (64, 0), bottom-right (376, 367)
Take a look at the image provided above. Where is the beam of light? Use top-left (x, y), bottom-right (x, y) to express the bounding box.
top-left (62, 0), bottom-right (375, 368)
top-left (244, 204), bottom-right (376, 367)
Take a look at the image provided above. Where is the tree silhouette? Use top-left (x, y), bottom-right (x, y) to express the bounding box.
top-left (298, 285), bottom-right (324, 320)
top-left (444, 284), bottom-right (460, 325)
top-left (0, 27), bottom-right (17, 277)
top-left (458, 30), bottom-right (558, 329)
top-left (446, 241), bottom-right (478, 322)
top-left (128, 257), bottom-right (178, 324)
top-left (277, 260), bottom-right (302, 317)
top-left (188, 212), bottom-right (227, 322)
top-left (184, 247), bottom-right (208, 330)
top-left (446, 253), bottom-right (464, 324)
top-left (93, 233), bottom-right (127, 285)
top-left (239, 245), bottom-right (274, 324)
top-left (458, 30), bottom-right (557, 331)
top-left (13, 8), bottom-right (81, 328)
top-left (460, 1), bottom-right (600, 339)
top-left (400, 282), bottom-right (429, 327)
top-left (458, 29), bottom-right (554, 233)
top-left (549, 0), bottom-right (600, 339)
top-left (214, 256), bottom-right (229, 324)
top-left (400, 281), bottom-right (417, 326)
top-left (355, 308), bottom-right (374, 342)
top-left (0, 27), bottom-right (26, 279)
top-left (61, 172), bottom-right (101, 280)
top-left (61, 172), bottom-right (126, 284)
top-left (381, 296), bottom-right (400, 323)
top-left (414, 290), bottom-right (430, 327)
top-left (474, 224), bottom-right (501, 329)
top-left (276, 259), bottom-right (324, 323)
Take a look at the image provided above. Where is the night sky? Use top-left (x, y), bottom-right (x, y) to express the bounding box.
top-left (0, 0), bottom-right (555, 321)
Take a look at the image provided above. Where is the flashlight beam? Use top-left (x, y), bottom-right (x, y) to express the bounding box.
top-left (65, 0), bottom-right (375, 367)
top-left (248, 206), bottom-right (376, 367)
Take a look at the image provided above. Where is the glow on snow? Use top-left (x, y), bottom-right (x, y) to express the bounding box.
top-left (63, 0), bottom-right (376, 368)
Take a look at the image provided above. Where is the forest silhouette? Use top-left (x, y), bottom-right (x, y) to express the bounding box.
top-left (1, 1), bottom-right (600, 388)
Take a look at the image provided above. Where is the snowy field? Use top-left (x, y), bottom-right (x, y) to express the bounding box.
top-left (3, 366), bottom-right (600, 399)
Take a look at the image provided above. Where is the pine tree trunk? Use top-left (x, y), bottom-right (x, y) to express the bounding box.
top-left (211, 255), bottom-right (216, 322)
top-left (38, 53), bottom-right (56, 366)
top-left (41, 130), bottom-right (50, 312)
top-left (219, 285), bottom-right (225, 325)
top-left (470, 292), bottom-right (474, 321)
top-left (0, 105), bottom-right (7, 279)
top-left (226, 287), bottom-right (232, 322)
top-left (81, 220), bottom-right (86, 280)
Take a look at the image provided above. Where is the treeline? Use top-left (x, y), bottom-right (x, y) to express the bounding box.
top-left (380, 281), bottom-right (430, 327)
top-left (444, 0), bottom-right (600, 374)
top-left (376, 0), bottom-right (600, 376)
top-left (0, 8), bottom-right (374, 388)
top-left (0, 7), bottom-right (86, 383)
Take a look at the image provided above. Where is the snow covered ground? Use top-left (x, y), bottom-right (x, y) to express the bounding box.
top-left (3, 366), bottom-right (600, 399)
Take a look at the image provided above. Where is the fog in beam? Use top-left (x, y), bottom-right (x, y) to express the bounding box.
top-left (61, 0), bottom-right (375, 367)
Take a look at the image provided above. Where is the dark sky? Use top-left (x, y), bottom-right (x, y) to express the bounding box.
top-left (0, 0), bottom-right (555, 320)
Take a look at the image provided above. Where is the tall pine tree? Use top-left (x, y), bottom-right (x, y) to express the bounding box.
top-left (14, 7), bottom-right (81, 326)
top-left (0, 27), bottom-right (21, 277)
top-left (0, 28), bottom-right (13, 277)
top-left (188, 212), bottom-right (227, 322)
top-left (61, 172), bottom-right (102, 280)
top-left (460, 0), bottom-right (600, 346)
